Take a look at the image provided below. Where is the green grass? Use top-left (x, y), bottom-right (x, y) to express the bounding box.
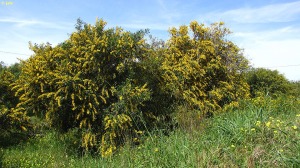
top-left (1, 96), bottom-right (300, 167)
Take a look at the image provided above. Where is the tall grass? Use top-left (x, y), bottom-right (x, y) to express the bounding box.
top-left (2, 95), bottom-right (299, 167)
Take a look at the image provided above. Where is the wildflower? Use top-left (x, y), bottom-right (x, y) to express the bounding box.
top-left (154, 148), bottom-right (159, 152)
top-left (119, 96), bottom-right (123, 100)
top-left (251, 128), bottom-right (256, 131)
top-left (255, 121), bottom-right (261, 126)
top-left (265, 121), bottom-right (271, 128)
top-left (292, 125), bottom-right (297, 130)
top-left (135, 130), bottom-right (143, 134)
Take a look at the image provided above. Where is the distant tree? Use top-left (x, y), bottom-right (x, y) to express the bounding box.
top-left (7, 63), bottom-right (22, 78)
top-left (288, 80), bottom-right (300, 97)
top-left (246, 68), bottom-right (290, 97)
top-left (0, 61), bottom-right (4, 72)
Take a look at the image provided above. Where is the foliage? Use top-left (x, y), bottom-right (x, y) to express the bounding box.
top-left (9, 19), bottom-right (255, 156)
top-left (246, 68), bottom-right (290, 97)
top-left (160, 21), bottom-right (250, 115)
top-left (2, 95), bottom-right (299, 167)
top-left (11, 19), bottom-right (152, 156)
top-left (0, 64), bottom-right (31, 147)
top-left (0, 70), bottom-right (18, 108)
top-left (288, 80), bottom-right (300, 97)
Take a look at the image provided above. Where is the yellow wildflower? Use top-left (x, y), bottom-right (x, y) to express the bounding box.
top-left (133, 138), bottom-right (139, 142)
top-left (292, 125), bottom-right (297, 130)
top-left (265, 121), bottom-right (271, 128)
top-left (255, 121), bottom-right (261, 126)
top-left (154, 148), bottom-right (159, 152)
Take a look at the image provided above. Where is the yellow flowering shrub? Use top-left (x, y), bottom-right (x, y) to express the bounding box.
top-left (160, 21), bottom-right (250, 115)
top-left (9, 19), bottom-right (255, 156)
top-left (0, 69), bottom-right (31, 146)
top-left (11, 19), bottom-right (150, 156)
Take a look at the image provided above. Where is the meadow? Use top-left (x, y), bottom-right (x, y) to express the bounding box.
top-left (1, 95), bottom-right (299, 167)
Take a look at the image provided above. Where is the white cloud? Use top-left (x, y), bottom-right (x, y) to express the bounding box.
top-left (232, 28), bottom-right (300, 81)
top-left (0, 17), bottom-right (72, 30)
top-left (204, 1), bottom-right (300, 23)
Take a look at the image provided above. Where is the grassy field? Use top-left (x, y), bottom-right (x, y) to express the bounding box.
top-left (1, 96), bottom-right (300, 167)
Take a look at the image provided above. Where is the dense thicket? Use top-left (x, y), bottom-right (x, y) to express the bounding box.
top-left (2, 19), bottom-right (287, 157)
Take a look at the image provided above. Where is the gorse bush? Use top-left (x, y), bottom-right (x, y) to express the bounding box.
top-left (10, 19), bottom-right (252, 156)
top-left (161, 21), bottom-right (250, 114)
top-left (0, 64), bottom-right (31, 147)
top-left (12, 19), bottom-right (152, 156)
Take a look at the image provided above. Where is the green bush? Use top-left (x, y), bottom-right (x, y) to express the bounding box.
top-left (246, 68), bottom-right (290, 97)
top-left (289, 81), bottom-right (300, 97)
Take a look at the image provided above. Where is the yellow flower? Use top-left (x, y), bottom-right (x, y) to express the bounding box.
top-left (119, 96), bottom-right (123, 100)
top-left (292, 125), bottom-right (297, 130)
top-left (251, 128), bottom-right (256, 131)
top-left (154, 148), bottom-right (159, 152)
top-left (255, 121), bottom-right (261, 126)
top-left (265, 121), bottom-right (271, 128)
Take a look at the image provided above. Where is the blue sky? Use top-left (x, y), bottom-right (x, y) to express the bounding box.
top-left (0, 0), bottom-right (300, 80)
